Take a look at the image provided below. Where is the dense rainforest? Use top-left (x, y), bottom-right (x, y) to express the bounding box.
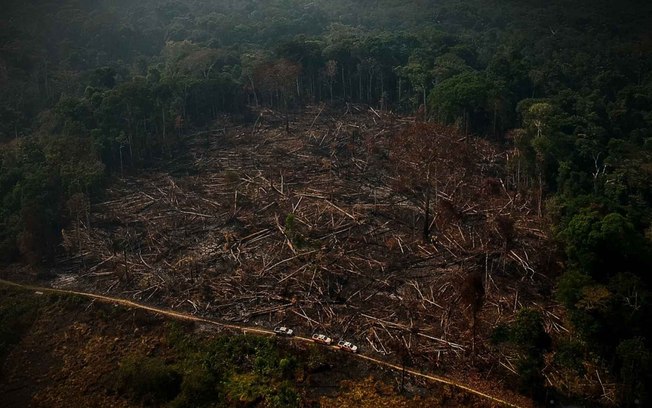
top-left (1, 0), bottom-right (652, 406)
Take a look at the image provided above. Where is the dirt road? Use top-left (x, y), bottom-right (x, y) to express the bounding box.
top-left (0, 278), bottom-right (526, 408)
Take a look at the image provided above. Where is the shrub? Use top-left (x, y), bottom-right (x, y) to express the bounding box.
top-left (489, 323), bottom-right (510, 345)
top-left (169, 366), bottom-right (220, 408)
top-left (554, 339), bottom-right (586, 375)
top-left (116, 355), bottom-right (181, 404)
top-left (268, 381), bottom-right (300, 408)
top-left (510, 308), bottom-right (551, 353)
top-left (278, 357), bottom-right (298, 379)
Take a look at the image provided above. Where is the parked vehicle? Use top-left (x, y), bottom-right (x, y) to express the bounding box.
top-left (273, 326), bottom-right (294, 336)
top-left (337, 340), bottom-right (358, 353)
top-left (311, 333), bottom-right (333, 345)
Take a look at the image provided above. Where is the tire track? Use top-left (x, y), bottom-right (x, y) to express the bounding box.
top-left (0, 279), bottom-right (524, 408)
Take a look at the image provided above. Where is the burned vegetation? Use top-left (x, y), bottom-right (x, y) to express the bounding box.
top-left (54, 105), bottom-right (558, 390)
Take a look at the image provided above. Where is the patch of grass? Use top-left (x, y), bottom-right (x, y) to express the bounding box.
top-left (168, 365), bottom-right (221, 408)
top-left (224, 372), bottom-right (269, 405)
top-left (46, 292), bottom-right (91, 312)
top-left (116, 354), bottom-right (182, 405)
top-left (1, 287), bottom-right (305, 407)
top-left (161, 325), bottom-right (303, 408)
top-left (268, 381), bottom-right (300, 408)
top-left (305, 346), bottom-right (330, 372)
top-left (164, 321), bottom-right (197, 353)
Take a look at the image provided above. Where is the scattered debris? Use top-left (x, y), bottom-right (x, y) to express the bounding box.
top-left (55, 105), bottom-right (554, 379)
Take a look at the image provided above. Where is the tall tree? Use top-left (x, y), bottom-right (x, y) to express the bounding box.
top-left (390, 123), bottom-right (461, 241)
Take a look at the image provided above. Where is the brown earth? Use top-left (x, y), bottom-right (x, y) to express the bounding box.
top-left (0, 287), bottom-right (514, 407)
top-left (4, 106), bottom-right (558, 404)
top-left (0, 289), bottom-right (170, 407)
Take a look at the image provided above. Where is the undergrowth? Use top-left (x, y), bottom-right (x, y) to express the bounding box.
top-left (116, 322), bottom-right (303, 407)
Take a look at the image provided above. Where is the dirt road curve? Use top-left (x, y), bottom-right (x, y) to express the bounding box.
top-left (0, 279), bottom-right (524, 408)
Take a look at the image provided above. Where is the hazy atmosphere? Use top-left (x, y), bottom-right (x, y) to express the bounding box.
top-left (1, 1), bottom-right (651, 407)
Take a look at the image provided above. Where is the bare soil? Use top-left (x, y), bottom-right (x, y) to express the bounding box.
top-left (0, 287), bottom-right (513, 407)
top-left (27, 106), bottom-right (559, 402)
